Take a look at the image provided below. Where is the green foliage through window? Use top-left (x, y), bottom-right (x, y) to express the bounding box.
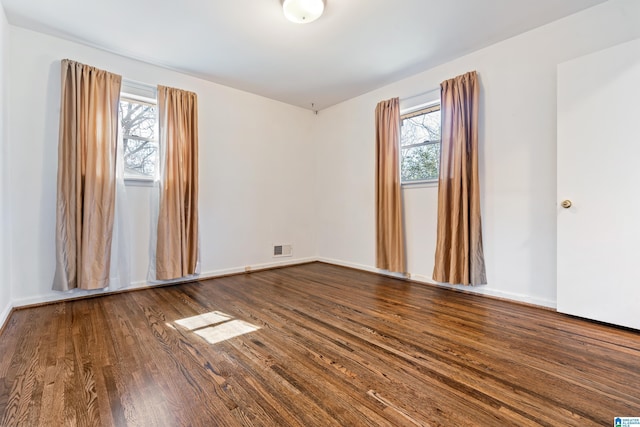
top-left (400, 104), bottom-right (441, 182)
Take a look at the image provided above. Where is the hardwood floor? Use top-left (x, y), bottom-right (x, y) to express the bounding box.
top-left (0, 262), bottom-right (639, 426)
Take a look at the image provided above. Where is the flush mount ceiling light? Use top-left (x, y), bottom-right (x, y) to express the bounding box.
top-left (283, 0), bottom-right (325, 24)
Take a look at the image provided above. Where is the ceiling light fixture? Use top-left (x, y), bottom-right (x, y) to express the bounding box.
top-left (283, 0), bottom-right (325, 24)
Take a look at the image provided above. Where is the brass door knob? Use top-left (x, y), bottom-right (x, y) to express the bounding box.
top-left (561, 200), bottom-right (572, 209)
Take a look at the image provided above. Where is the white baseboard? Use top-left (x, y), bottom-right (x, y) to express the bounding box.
top-left (12, 286), bottom-right (116, 308)
top-left (6, 255), bottom-right (555, 317)
top-left (129, 256), bottom-right (319, 288)
top-left (317, 257), bottom-right (410, 280)
top-left (0, 301), bottom-right (12, 331)
top-left (11, 257), bottom-right (319, 309)
top-left (318, 257), bottom-right (556, 310)
top-left (409, 273), bottom-right (556, 309)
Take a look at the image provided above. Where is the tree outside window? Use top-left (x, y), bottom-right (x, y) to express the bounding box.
top-left (120, 96), bottom-right (158, 180)
top-left (400, 104), bottom-right (441, 183)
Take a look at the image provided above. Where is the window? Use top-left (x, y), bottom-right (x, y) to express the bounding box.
top-left (400, 103), bottom-right (441, 183)
top-left (119, 82), bottom-right (158, 181)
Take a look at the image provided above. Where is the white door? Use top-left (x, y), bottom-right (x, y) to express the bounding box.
top-left (557, 38), bottom-right (640, 331)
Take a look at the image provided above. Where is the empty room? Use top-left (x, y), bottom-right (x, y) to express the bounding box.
top-left (0, 0), bottom-right (639, 425)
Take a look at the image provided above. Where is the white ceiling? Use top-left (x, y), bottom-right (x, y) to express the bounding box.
top-left (1, 0), bottom-right (607, 110)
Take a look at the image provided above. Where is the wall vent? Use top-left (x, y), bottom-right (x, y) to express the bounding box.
top-left (273, 244), bottom-right (292, 258)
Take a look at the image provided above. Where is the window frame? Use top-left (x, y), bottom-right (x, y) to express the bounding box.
top-left (400, 102), bottom-right (441, 186)
top-left (119, 84), bottom-right (159, 185)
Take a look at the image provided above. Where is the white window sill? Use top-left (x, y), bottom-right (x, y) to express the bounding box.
top-left (124, 178), bottom-right (156, 187)
top-left (401, 179), bottom-right (438, 189)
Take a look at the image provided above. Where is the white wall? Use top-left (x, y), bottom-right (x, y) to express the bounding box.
top-left (4, 0), bottom-right (640, 317)
top-left (0, 4), bottom-right (11, 325)
top-left (7, 27), bottom-right (317, 306)
top-left (314, 0), bottom-right (640, 307)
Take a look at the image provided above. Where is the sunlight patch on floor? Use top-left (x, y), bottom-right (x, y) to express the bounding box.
top-left (194, 320), bottom-right (260, 344)
top-left (174, 311), bottom-right (231, 330)
top-left (169, 311), bottom-right (260, 345)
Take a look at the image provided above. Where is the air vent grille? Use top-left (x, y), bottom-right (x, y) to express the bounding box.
top-left (273, 244), bottom-right (292, 258)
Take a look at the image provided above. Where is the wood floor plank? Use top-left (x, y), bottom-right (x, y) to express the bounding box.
top-left (1, 262), bottom-right (639, 426)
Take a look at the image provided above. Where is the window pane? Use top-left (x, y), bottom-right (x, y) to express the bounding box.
top-left (401, 144), bottom-right (440, 182)
top-left (122, 138), bottom-right (158, 177)
top-left (401, 109), bottom-right (440, 147)
top-left (400, 105), bottom-right (441, 183)
top-left (120, 99), bottom-right (156, 140)
top-left (120, 98), bottom-right (157, 178)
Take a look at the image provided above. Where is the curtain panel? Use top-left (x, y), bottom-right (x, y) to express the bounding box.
top-left (433, 71), bottom-right (487, 285)
top-left (375, 97), bottom-right (406, 273)
top-left (52, 59), bottom-right (122, 291)
top-left (155, 85), bottom-right (199, 280)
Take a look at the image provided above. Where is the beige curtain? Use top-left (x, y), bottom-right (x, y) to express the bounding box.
top-left (433, 71), bottom-right (487, 285)
top-left (375, 97), bottom-right (406, 273)
top-left (156, 85), bottom-right (199, 280)
top-left (52, 60), bottom-right (122, 291)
